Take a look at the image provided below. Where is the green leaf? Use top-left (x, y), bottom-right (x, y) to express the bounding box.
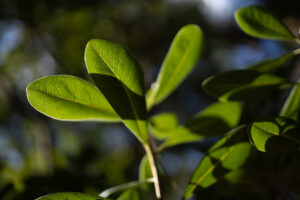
top-left (248, 117), bottom-right (300, 152)
top-left (139, 156), bottom-right (153, 181)
top-left (26, 75), bottom-right (119, 122)
top-left (235, 5), bottom-right (295, 41)
top-left (117, 190), bottom-right (140, 200)
top-left (36, 192), bottom-right (111, 200)
top-left (146, 24), bottom-right (203, 109)
top-left (159, 102), bottom-right (242, 150)
top-left (280, 82), bottom-right (300, 121)
top-left (247, 50), bottom-right (300, 72)
top-left (85, 39), bottom-right (148, 143)
top-left (202, 70), bottom-right (288, 101)
top-left (183, 126), bottom-right (252, 199)
top-left (149, 112), bottom-right (179, 140)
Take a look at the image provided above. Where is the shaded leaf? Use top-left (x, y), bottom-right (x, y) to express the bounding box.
top-left (247, 50), bottom-right (300, 72)
top-left (280, 81), bottom-right (300, 121)
top-left (202, 70), bottom-right (288, 101)
top-left (184, 126), bottom-right (252, 199)
top-left (117, 190), bottom-right (140, 200)
top-left (146, 24), bottom-right (203, 109)
top-left (248, 117), bottom-right (300, 152)
top-left (235, 6), bottom-right (295, 41)
top-left (149, 112), bottom-right (179, 140)
top-left (36, 192), bottom-right (111, 200)
top-left (159, 102), bottom-right (242, 150)
top-left (85, 39), bottom-right (148, 143)
top-left (26, 75), bottom-right (119, 122)
top-left (139, 156), bottom-right (153, 181)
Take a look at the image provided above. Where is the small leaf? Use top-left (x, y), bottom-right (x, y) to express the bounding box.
top-left (85, 39), bottom-right (148, 143)
top-left (139, 156), bottom-right (153, 181)
top-left (159, 102), bottom-right (242, 150)
top-left (36, 192), bottom-right (111, 200)
top-left (117, 190), bottom-right (140, 200)
top-left (149, 112), bottom-right (179, 140)
top-left (183, 126), bottom-right (252, 199)
top-left (27, 75), bottom-right (119, 122)
top-left (235, 5), bottom-right (295, 41)
top-left (202, 70), bottom-right (288, 101)
top-left (280, 81), bottom-right (300, 121)
top-left (146, 24), bottom-right (203, 109)
top-left (248, 117), bottom-right (300, 152)
top-left (247, 50), bottom-right (300, 72)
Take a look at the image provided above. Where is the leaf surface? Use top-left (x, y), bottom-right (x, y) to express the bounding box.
top-left (146, 24), bottom-right (203, 109)
top-left (235, 5), bottom-right (295, 41)
top-left (280, 81), bottom-right (300, 121)
top-left (36, 192), bottom-right (111, 200)
top-left (183, 126), bottom-right (251, 199)
top-left (202, 70), bottom-right (288, 101)
top-left (139, 156), bottom-right (153, 181)
top-left (27, 75), bottom-right (119, 121)
top-left (117, 190), bottom-right (140, 200)
top-left (85, 39), bottom-right (148, 143)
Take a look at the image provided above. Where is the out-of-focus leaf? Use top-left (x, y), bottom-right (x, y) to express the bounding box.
top-left (235, 6), bottom-right (295, 41)
top-left (26, 75), bottom-right (119, 121)
top-left (202, 70), bottom-right (288, 101)
top-left (183, 126), bottom-right (251, 199)
top-left (149, 112), bottom-right (179, 140)
top-left (248, 117), bottom-right (300, 152)
top-left (247, 50), bottom-right (300, 72)
top-left (36, 192), bottom-right (111, 200)
top-left (139, 156), bottom-right (152, 181)
top-left (85, 39), bottom-right (148, 143)
top-left (159, 102), bottom-right (242, 150)
top-left (117, 190), bottom-right (140, 200)
top-left (146, 24), bottom-right (203, 109)
top-left (280, 81), bottom-right (300, 121)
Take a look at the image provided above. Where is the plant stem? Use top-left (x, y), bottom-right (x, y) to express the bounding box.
top-left (144, 143), bottom-right (163, 200)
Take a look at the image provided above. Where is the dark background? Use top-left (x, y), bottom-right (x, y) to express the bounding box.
top-left (0, 0), bottom-right (300, 199)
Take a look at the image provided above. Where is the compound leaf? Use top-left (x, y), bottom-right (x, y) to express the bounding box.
top-left (27, 75), bottom-right (119, 122)
top-left (147, 24), bottom-right (203, 109)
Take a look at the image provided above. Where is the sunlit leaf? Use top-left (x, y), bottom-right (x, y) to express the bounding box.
top-left (36, 192), bottom-right (111, 200)
top-left (235, 5), bottom-right (295, 41)
top-left (85, 39), bottom-right (148, 143)
top-left (146, 24), bottom-right (203, 109)
top-left (26, 75), bottom-right (119, 122)
top-left (247, 50), bottom-right (300, 72)
top-left (248, 117), bottom-right (300, 152)
top-left (139, 156), bottom-right (152, 181)
top-left (202, 70), bottom-right (288, 101)
top-left (183, 126), bottom-right (252, 199)
top-left (149, 112), bottom-right (179, 140)
top-left (280, 81), bottom-right (300, 121)
top-left (117, 190), bottom-right (140, 200)
top-left (159, 102), bottom-right (242, 150)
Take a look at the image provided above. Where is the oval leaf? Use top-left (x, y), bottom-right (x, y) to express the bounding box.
top-left (280, 81), bottom-right (300, 121)
top-left (202, 70), bottom-right (288, 101)
top-left (248, 117), bottom-right (300, 152)
top-left (85, 39), bottom-right (148, 143)
top-left (27, 75), bottom-right (119, 122)
top-left (118, 190), bottom-right (141, 200)
top-left (159, 102), bottom-right (242, 150)
top-left (36, 192), bottom-right (111, 200)
top-left (235, 5), bottom-right (295, 41)
top-left (183, 126), bottom-right (252, 199)
top-left (146, 24), bottom-right (203, 109)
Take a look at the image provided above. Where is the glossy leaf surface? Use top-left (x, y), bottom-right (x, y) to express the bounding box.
top-left (147, 24), bottom-right (203, 109)
top-left (235, 6), bottom-right (295, 41)
top-left (202, 70), bottom-right (288, 101)
top-left (85, 39), bottom-right (148, 143)
top-left (280, 82), bottom-right (300, 121)
top-left (248, 117), bottom-right (300, 152)
top-left (159, 102), bottom-right (242, 150)
top-left (184, 126), bottom-right (251, 199)
top-left (27, 75), bottom-right (119, 121)
top-left (117, 190), bottom-right (140, 200)
top-left (36, 192), bottom-right (111, 200)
